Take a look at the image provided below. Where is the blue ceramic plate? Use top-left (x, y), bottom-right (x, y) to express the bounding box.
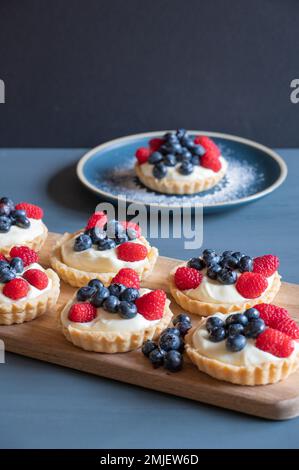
top-left (77, 131), bottom-right (287, 213)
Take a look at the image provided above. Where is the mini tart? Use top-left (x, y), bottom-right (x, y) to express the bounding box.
top-left (51, 231), bottom-right (158, 288)
top-left (60, 290), bottom-right (173, 353)
top-left (0, 221), bottom-right (48, 257)
top-left (135, 158), bottom-right (227, 195)
top-left (169, 264), bottom-right (281, 316)
top-left (185, 318), bottom-right (299, 386)
top-left (0, 269), bottom-right (60, 325)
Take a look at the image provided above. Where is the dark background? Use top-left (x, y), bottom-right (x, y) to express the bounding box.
top-left (0, 0), bottom-right (299, 148)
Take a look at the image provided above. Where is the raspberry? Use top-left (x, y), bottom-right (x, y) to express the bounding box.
top-left (174, 266), bottom-right (203, 290)
top-left (85, 212), bottom-right (107, 231)
top-left (23, 269), bottom-right (49, 290)
top-left (254, 303), bottom-right (299, 339)
top-left (149, 138), bottom-right (164, 151)
top-left (201, 150), bottom-right (222, 172)
top-left (9, 246), bottom-right (38, 267)
top-left (135, 147), bottom-right (151, 164)
top-left (135, 290), bottom-right (166, 320)
top-left (3, 278), bottom-right (29, 300)
top-left (255, 328), bottom-right (294, 358)
top-left (194, 135), bottom-right (221, 156)
top-left (112, 268), bottom-right (140, 289)
top-left (69, 303), bottom-right (97, 323)
top-left (121, 221), bottom-right (142, 238)
top-left (116, 242), bottom-right (148, 262)
top-left (15, 202), bottom-right (44, 219)
top-left (236, 272), bottom-right (268, 298)
top-left (253, 255), bottom-right (279, 277)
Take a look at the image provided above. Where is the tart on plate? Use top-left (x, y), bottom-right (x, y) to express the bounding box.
top-left (169, 249), bottom-right (281, 316)
top-left (185, 304), bottom-right (299, 385)
top-left (60, 268), bottom-right (173, 353)
top-left (50, 212), bottom-right (158, 287)
top-left (135, 129), bottom-right (227, 195)
top-left (0, 246), bottom-right (60, 325)
top-left (0, 197), bottom-right (48, 256)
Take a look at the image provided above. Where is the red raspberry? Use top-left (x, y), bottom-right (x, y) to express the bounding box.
top-left (255, 328), bottom-right (294, 358)
top-left (0, 254), bottom-right (7, 262)
top-left (69, 303), bottom-right (97, 323)
top-left (149, 138), bottom-right (164, 151)
top-left (236, 272), bottom-right (268, 298)
top-left (117, 242), bottom-right (148, 262)
top-left (23, 269), bottom-right (49, 290)
top-left (112, 268), bottom-right (140, 289)
top-left (194, 135), bottom-right (221, 156)
top-left (135, 147), bottom-right (151, 164)
top-left (135, 290), bottom-right (166, 320)
top-left (253, 255), bottom-right (279, 277)
top-left (10, 246), bottom-right (38, 267)
top-left (254, 303), bottom-right (299, 339)
top-left (3, 278), bottom-right (29, 300)
top-left (85, 212), bottom-right (107, 231)
top-left (121, 221), bottom-right (142, 238)
top-left (15, 202), bottom-right (44, 219)
top-left (174, 266), bottom-right (203, 290)
top-left (201, 150), bottom-right (222, 172)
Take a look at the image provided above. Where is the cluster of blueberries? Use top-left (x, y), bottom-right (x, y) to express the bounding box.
top-left (0, 197), bottom-right (30, 233)
top-left (77, 279), bottom-right (140, 319)
top-left (148, 129), bottom-right (206, 179)
top-left (0, 257), bottom-right (24, 283)
top-left (207, 308), bottom-right (266, 352)
top-left (142, 313), bottom-right (192, 372)
top-left (74, 219), bottom-right (138, 252)
top-left (188, 249), bottom-right (254, 285)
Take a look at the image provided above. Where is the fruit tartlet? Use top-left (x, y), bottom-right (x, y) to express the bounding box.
top-left (0, 246), bottom-right (60, 325)
top-left (60, 268), bottom-right (172, 353)
top-left (169, 249), bottom-right (281, 316)
top-left (185, 304), bottom-right (299, 385)
top-left (0, 197), bottom-right (48, 256)
top-left (134, 129), bottom-right (227, 195)
top-left (50, 212), bottom-right (158, 287)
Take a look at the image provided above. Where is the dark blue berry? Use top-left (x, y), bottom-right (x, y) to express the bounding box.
top-left (232, 252), bottom-right (243, 262)
top-left (209, 327), bottom-right (227, 342)
top-left (192, 144), bottom-right (205, 156)
top-left (15, 215), bottom-right (30, 229)
top-left (74, 234), bottom-right (92, 252)
top-left (207, 263), bottom-right (222, 280)
top-left (187, 257), bottom-right (206, 271)
top-left (97, 238), bottom-right (116, 251)
top-left (126, 228), bottom-right (137, 240)
top-left (176, 128), bottom-right (186, 139)
top-left (244, 307), bottom-right (260, 321)
top-left (173, 313), bottom-right (191, 326)
top-left (0, 215), bottom-right (11, 233)
top-left (178, 162), bottom-right (193, 175)
top-left (148, 151), bottom-right (163, 165)
top-left (206, 316), bottom-right (225, 332)
top-left (120, 287), bottom-right (139, 302)
top-left (228, 323), bottom-right (244, 336)
top-left (171, 142), bottom-right (183, 154)
top-left (142, 340), bottom-right (157, 357)
top-left (226, 313), bottom-right (248, 327)
top-left (159, 332), bottom-right (182, 352)
top-left (164, 350), bottom-right (183, 372)
top-left (164, 132), bottom-right (178, 143)
top-left (106, 220), bottom-right (125, 238)
top-left (191, 155), bottom-right (200, 166)
top-left (0, 267), bottom-right (16, 283)
top-left (163, 154), bottom-right (177, 167)
top-left (10, 257), bottom-right (24, 273)
top-left (202, 250), bottom-right (219, 266)
top-left (103, 295), bottom-right (120, 313)
top-left (180, 148), bottom-right (192, 161)
top-left (0, 197), bottom-right (14, 209)
top-left (153, 162), bottom-right (167, 179)
top-left (90, 286), bottom-right (110, 307)
top-left (85, 227), bottom-right (107, 244)
top-left (0, 260), bottom-right (10, 270)
top-left (163, 327), bottom-right (181, 336)
top-left (226, 334), bottom-right (246, 352)
top-left (109, 283), bottom-right (126, 298)
top-left (11, 209), bottom-right (26, 218)
top-left (118, 301), bottom-right (137, 319)
top-left (243, 318), bottom-right (266, 338)
top-left (217, 269), bottom-right (237, 285)
top-left (88, 279), bottom-right (104, 290)
top-left (0, 203), bottom-right (10, 216)
top-left (77, 286), bottom-right (96, 301)
top-left (116, 234), bottom-right (129, 245)
top-left (176, 321), bottom-right (191, 337)
top-left (238, 256), bottom-right (253, 272)
top-left (220, 255), bottom-right (238, 269)
top-left (222, 250), bottom-right (233, 258)
top-left (149, 348), bottom-right (165, 368)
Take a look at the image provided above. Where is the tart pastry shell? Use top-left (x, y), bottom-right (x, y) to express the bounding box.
top-left (0, 221), bottom-right (48, 257)
top-left (50, 232), bottom-right (159, 287)
top-left (60, 299), bottom-right (173, 353)
top-left (135, 160), bottom-right (227, 195)
top-left (0, 269), bottom-right (60, 325)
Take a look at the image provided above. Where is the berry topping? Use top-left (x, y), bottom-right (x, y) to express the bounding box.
top-left (174, 266), bottom-right (203, 290)
top-left (226, 334), bottom-right (247, 352)
top-left (121, 221), bottom-right (142, 238)
top-left (149, 138), bottom-right (164, 151)
top-left (118, 301), bottom-right (138, 319)
top-left (0, 197), bottom-right (31, 232)
top-left (135, 147), bottom-right (151, 164)
top-left (116, 242), bottom-right (148, 262)
top-left (3, 278), bottom-right (29, 300)
top-left (173, 313), bottom-right (191, 326)
top-left (112, 268), bottom-right (140, 289)
top-left (135, 290), bottom-right (166, 320)
top-left (74, 234), bottom-right (92, 252)
top-left (201, 150), bottom-right (222, 172)
top-left (69, 303), bottom-right (97, 323)
top-left (164, 350), bottom-right (183, 372)
top-left (85, 212), bottom-right (107, 231)
top-left (194, 135), bottom-right (221, 156)
top-left (236, 272), bottom-right (268, 298)
top-left (254, 303), bottom-right (299, 339)
top-left (15, 202), bottom-right (43, 219)
top-left (10, 246), bottom-right (38, 267)
top-left (158, 331), bottom-right (182, 352)
top-left (209, 327), bottom-right (227, 342)
top-left (149, 348), bottom-right (165, 368)
top-left (23, 269), bottom-right (49, 290)
top-left (142, 339), bottom-right (157, 357)
top-left (255, 328), bottom-right (294, 358)
top-left (253, 254), bottom-right (279, 277)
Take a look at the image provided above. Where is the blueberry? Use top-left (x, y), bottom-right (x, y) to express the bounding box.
top-left (103, 295), bottom-right (120, 313)
top-left (76, 286), bottom-right (96, 302)
top-left (0, 203), bottom-right (10, 216)
top-left (164, 132), bottom-right (178, 142)
top-left (244, 318), bottom-right (266, 338)
top-left (120, 287), bottom-right (139, 302)
top-left (164, 350), bottom-right (183, 372)
top-left (0, 215), bottom-right (11, 233)
top-left (163, 327), bottom-right (181, 336)
top-left (126, 228), bottom-right (137, 240)
top-left (228, 323), bottom-right (244, 336)
top-left (238, 256), bottom-right (253, 272)
top-left (0, 267), bottom-right (16, 283)
top-left (191, 155), bottom-right (200, 166)
top-left (163, 154), bottom-right (177, 167)
top-left (106, 220), bottom-right (125, 238)
top-left (153, 162), bottom-right (167, 179)
top-left (115, 234), bottom-right (129, 245)
top-left (10, 257), bottom-right (24, 273)
top-left (209, 327), bottom-right (227, 342)
top-left (244, 307), bottom-right (260, 321)
top-left (159, 144), bottom-right (170, 155)
top-left (180, 148), bottom-right (192, 161)
top-left (170, 143), bottom-right (183, 154)
top-left (176, 128), bottom-right (186, 139)
top-left (86, 227), bottom-right (107, 244)
top-left (90, 286), bottom-right (110, 307)
top-left (173, 313), bottom-right (191, 326)
top-left (0, 197), bottom-right (14, 209)
top-left (15, 215), bottom-right (30, 229)
top-left (11, 209), bottom-right (26, 218)
top-left (220, 255), bottom-right (238, 269)
top-left (232, 252), bottom-right (243, 262)
top-left (226, 334), bottom-right (247, 352)
top-left (149, 348), bottom-right (165, 368)
top-left (192, 144), bottom-right (206, 156)
top-left (148, 151), bottom-right (163, 165)
top-left (207, 263), bottom-right (222, 280)
top-left (0, 260), bottom-right (10, 270)
top-left (178, 162), bottom-right (193, 175)
top-left (74, 234), bottom-right (92, 252)
top-left (88, 279), bottom-right (104, 290)
top-left (222, 250), bottom-right (233, 258)
top-left (109, 283), bottom-right (126, 298)
top-left (202, 249), bottom-right (219, 266)
top-left (119, 301), bottom-right (137, 319)
top-left (206, 316), bottom-right (225, 332)
top-left (159, 332), bottom-right (182, 352)
top-left (226, 313), bottom-right (248, 327)
top-left (176, 321), bottom-right (191, 337)
top-left (97, 238), bottom-right (116, 251)
top-left (142, 340), bottom-right (157, 357)
top-left (187, 257), bottom-right (206, 271)
top-left (217, 269), bottom-right (237, 285)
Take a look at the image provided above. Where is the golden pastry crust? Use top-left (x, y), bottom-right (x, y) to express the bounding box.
top-left (135, 159), bottom-right (227, 195)
top-left (50, 231), bottom-right (159, 287)
top-left (0, 221), bottom-right (48, 257)
top-left (0, 269), bottom-right (60, 325)
top-left (169, 265), bottom-right (281, 316)
top-left (185, 320), bottom-right (299, 385)
top-left (60, 298), bottom-right (173, 353)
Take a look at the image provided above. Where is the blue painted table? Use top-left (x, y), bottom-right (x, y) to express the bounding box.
top-left (0, 148), bottom-right (298, 449)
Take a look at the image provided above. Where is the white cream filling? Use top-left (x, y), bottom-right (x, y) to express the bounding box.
top-left (61, 234), bottom-right (151, 273)
top-left (0, 219), bottom-right (44, 248)
top-left (0, 262), bottom-right (52, 303)
top-left (140, 156), bottom-right (227, 181)
top-left (192, 313), bottom-right (299, 366)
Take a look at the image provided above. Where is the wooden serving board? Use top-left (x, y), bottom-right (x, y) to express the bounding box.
top-left (1, 233), bottom-right (299, 420)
